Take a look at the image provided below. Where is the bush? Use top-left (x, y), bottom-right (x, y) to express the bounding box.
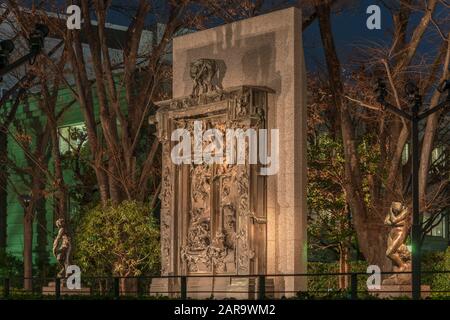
top-left (308, 251), bottom-right (450, 299)
top-left (73, 201), bottom-right (160, 278)
top-left (422, 247), bottom-right (450, 298)
top-left (0, 250), bottom-right (23, 278)
top-left (307, 261), bottom-right (368, 296)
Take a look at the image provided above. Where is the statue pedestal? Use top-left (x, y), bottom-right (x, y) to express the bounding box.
top-left (42, 281), bottom-right (91, 296)
top-left (149, 277), bottom-right (179, 298)
top-left (149, 277), bottom-right (263, 299)
top-left (369, 285), bottom-right (431, 299)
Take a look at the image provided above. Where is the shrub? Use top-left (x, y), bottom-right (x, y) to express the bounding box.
top-left (307, 261), bottom-right (368, 296)
top-left (73, 200), bottom-right (160, 278)
top-left (422, 247), bottom-right (450, 298)
top-left (0, 250), bottom-right (23, 278)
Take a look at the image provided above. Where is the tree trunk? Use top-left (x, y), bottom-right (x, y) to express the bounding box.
top-left (23, 208), bottom-right (33, 291)
top-left (418, 38), bottom-right (450, 207)
top-left (95, 166), bottom-right (110, 205)
top-left (49, 127), bottom-right (67, 223)
top-left (120, 277), bottom-right (138, 296)
top-left (0, 130), bottom-right (7, 251)
top-left (316, 2), bottom-right (392, 270)
top-left (360, 222), bottom-right (391, 272)
top-left (338, 245), bottom-right (349, 289)
top-left (36, 195), bottom-right (49, 278)
top-left (108, 158), bottom-right (123, 204)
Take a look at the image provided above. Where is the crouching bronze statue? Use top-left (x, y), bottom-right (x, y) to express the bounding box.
top-left (383, 202), bottom-right (412, 285)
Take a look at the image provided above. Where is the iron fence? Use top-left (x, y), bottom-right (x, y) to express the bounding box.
top-left (0, 271), bottom-right (449, 300)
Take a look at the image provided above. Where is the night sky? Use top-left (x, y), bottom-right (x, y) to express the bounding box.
top-left (103, 0), bottom-right (443, 70)
top-left (8, 0), bottom-right (448, 72)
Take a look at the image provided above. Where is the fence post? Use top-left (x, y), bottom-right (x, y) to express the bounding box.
top-left (114, 277), bottom-right (120, 299)
top-left (258, 276), bottom-right (266, 300)
top-left (55, 278), bottom-right (61, 300)
top-left (350, 273), bottom-right (358, 300)
top-left (3, 278), bottom-right (10, 298)
top-left (180, 276), bottom-right (187, 299)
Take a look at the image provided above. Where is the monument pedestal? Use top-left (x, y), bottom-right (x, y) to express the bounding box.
top-left (42, 281), bottom-right (90, 296)
top-left (149, 277), bottom-right (179, 298)
top-left (369, 285), bottom-right (431, 299)
top-left (150, 277), bottom-right (276, 299)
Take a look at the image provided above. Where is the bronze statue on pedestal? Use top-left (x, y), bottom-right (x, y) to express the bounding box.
top-left (53, 218), bottom-right (72, 278)
top-left (383, 202), bottom-right (412, 285)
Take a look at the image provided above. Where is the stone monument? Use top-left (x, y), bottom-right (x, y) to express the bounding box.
top-left (150, 7), bottom-right (307, 298)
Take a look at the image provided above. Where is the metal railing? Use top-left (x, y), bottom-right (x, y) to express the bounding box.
top-left (1, 270), bottom-right (449, 300)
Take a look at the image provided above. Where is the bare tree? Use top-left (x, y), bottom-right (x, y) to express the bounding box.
top-left (313, 0), bottom-right (449, 270)
top-left (1, 2), bottom-right (71, 288)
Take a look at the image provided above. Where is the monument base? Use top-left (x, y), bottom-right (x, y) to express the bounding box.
top-left (149, 277), bottom-right (179, 298)
top-left (42, 281), bottom-right (91, 296)
top-left (369, 285), bottom-right (431, 299)
top-left (150, 277), bottom-right (275, 299)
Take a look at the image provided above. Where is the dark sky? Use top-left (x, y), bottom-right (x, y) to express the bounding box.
top-left (101, 0), bottom-right (433, 69)
top-left (303, 0), bottom-right (445, 73)
top-left (303, 0), bottom-right (389, 69)
top-left (13, 0), bottom-right (447, 71)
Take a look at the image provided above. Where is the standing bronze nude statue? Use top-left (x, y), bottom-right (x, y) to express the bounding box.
top-left (383, 202), bottom-right (412, 285)
top-left (53, 218), bottom-right (72, 278)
